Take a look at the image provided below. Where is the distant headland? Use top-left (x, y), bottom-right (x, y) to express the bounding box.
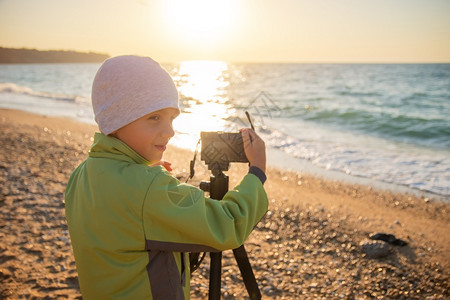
top-left (0, 47), bottom-right (110, 63)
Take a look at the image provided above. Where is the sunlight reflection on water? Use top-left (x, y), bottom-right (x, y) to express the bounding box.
top-left (171, 60), bottom-right (236, 150)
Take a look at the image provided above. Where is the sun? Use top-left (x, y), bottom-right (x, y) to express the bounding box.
top-left (161, 0), bottom-right (237, 46)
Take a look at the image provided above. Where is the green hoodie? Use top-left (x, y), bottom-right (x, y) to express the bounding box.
top-left (65, 133), bottom-right (268, 299)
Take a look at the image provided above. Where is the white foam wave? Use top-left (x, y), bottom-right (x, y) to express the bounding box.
top-left (0, 82), bottom-right (88, 103)
top-left (259, 121), bottom-right (450, 197)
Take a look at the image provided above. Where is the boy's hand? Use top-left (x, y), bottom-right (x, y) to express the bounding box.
top-left (151, 161), bottom-right (173, 172)
top-left (240, 128), bottom-right (266, 173)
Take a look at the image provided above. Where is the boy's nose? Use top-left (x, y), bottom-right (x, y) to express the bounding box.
top-left (162, 123), bottom-right (175, 138)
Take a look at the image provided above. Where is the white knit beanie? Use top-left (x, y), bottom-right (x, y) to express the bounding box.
top-left (92, 55), bottom-right (179, 135)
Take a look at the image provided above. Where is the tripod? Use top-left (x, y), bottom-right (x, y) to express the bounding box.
top-left (200, 168), bottom-right (261, 300)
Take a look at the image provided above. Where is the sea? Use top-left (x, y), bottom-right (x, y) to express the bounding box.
top-left (0, 62), bottom-right (449, 200)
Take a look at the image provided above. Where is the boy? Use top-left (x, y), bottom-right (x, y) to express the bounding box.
top-left (65, 55), bottom-right (268, 299)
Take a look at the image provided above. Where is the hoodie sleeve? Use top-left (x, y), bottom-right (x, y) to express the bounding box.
top-left (142, 171), bottom-right (268, 252)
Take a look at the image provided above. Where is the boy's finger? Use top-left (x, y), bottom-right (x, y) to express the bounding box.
top-left (163, 161), bottom-right (173, 171)
top-left (241, 129), bottom-right (252, 143)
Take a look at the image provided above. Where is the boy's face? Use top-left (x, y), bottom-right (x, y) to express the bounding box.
top-left (113, 107), bottom-right (180, 162)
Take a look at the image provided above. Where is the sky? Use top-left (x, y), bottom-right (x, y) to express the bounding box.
top-left (0, 0), bottom-right (449, 63)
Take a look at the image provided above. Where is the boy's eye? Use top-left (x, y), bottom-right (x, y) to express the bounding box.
top-left (148, 115), bottom-right (160, 121)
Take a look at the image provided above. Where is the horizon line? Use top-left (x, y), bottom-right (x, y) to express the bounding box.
top-left (1, 45), bottom-right (449, 65)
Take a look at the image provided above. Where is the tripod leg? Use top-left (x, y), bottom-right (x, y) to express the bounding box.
top-left (233, 245), bottom-right (261, 300)
top-left (209, 251), bottom-right (222, 300)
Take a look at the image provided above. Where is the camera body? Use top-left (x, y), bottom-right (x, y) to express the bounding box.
top-left (201, 131), bottom-right (248, 172)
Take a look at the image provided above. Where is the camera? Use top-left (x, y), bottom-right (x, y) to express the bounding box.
top-left (200, 132), bottom-right (248, 172)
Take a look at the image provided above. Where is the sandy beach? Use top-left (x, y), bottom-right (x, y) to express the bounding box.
top-left (0, 108), bottom-right (448, 299)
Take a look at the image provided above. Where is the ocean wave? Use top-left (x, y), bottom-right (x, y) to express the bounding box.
top-left (258, 123), bottom-right (450, 196)
top-left (0, 82), bottom-right (89, 103)
top-left (297, 107), bottom-right (450, 149)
